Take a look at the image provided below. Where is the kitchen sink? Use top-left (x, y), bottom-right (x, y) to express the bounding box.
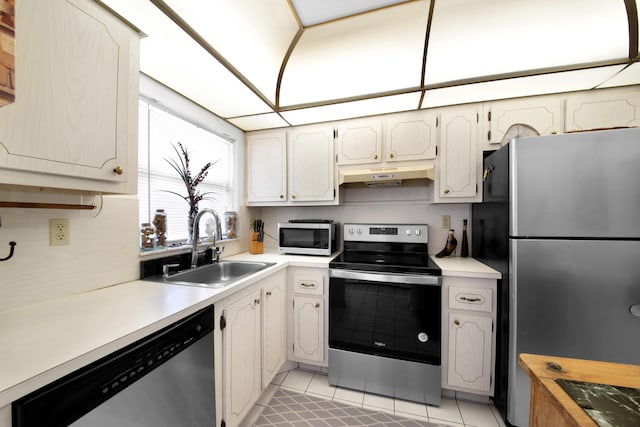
top-left (156, 260), bottom-right (276, 288)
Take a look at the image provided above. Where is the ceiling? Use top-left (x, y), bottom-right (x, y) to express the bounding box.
top-left (100, 0), bottom-right (640, 132)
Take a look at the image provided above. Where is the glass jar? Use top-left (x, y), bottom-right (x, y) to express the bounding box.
top-left (153, 209), bottom-right (167, 247)
top-left (224, 211), bottom-right (238, 239)
top-left (140, 222), bottom-right (155, 250)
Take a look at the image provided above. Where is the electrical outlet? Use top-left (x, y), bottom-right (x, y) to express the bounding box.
top-left (441, 215), bottom-right (451, 229)
top-left (49, 218), bottom-right (70, 246)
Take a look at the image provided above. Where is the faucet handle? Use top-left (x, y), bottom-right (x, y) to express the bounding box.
top-left (162, 263), bottom-right (180, 278)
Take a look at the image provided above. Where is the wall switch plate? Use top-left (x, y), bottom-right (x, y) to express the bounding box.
top-left (49, 218), bottom-right (70, 246)
top-left (441, 215), bottom-right (451, 229)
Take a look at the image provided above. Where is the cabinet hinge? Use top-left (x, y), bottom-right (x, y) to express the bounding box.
top-left (335, 154), bottom-right (338, 163)
top-left (436, 117), bottom-right (439, 127)
top-left (435, 146), bottom-right (438, 156)
top-left (476, 183), bottom-right (478, 193)
top-left (333, 129), bottom-right (338, 139)
top-left (333, 188), bottom-right (336, 198)
top-left (476, 112), bottom-right (479, 123)
top-left (488, 111), bottom-right (491, 122)
top-left (487, 130), bottom-right (491, 141)
top-left (220, 315), bottom-right (226, 330)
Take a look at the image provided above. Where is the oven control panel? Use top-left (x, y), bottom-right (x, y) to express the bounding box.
top-left (343, 223), bottom-right (429, 243)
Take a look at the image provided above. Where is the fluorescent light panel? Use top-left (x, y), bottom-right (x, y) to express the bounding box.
top-left (291, 0), bottom-right (410, 26)
top-left (425, 0), bottom-right (629, 85)
top-left (281, 92), bottom-right (422, 125)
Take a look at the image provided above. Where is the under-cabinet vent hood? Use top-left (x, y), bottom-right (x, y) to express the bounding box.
top-left (339, 165), bottom-right (435, 188)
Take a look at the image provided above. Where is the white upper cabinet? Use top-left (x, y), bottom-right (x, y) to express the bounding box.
top-left (565, 86), bottom-right (640, 132)
top-left (335, 118), bottom-right (382, 165)
top-left (384, 110), bottom-right (437, 161)
top-left (435, 106), bottom-right (481, 202)
top-left (288, 125), bottom-right (335, 202)
top-left (247, 125), bottom-right (337, 206)
top-left (246, 131), bottom-right (287, 203)
top-left (483, 95), bottom-right (563, 150)
top-left (0, 0), bottom-right (140, 194)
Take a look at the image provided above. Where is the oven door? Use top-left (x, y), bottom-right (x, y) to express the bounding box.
top-left (329, 269), bottom-right (441, 365)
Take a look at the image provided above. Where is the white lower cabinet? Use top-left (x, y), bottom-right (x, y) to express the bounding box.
top-left (288, 267), bottom-right (327, 366)
top-left (442, 277), bottom-right (496, 396)
top-left (219, 270), bottom-right (287, 427)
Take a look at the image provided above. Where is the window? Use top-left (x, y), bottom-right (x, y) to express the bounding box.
top-left (138, 99), bottom-right (235, 242)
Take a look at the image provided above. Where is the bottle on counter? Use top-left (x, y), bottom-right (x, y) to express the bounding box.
top-left (153, 209), bottom-right (167, 247)
top-left (140, 222), bottom-right (155, 250)
top-left (461, 219), bottom-right (469, 257)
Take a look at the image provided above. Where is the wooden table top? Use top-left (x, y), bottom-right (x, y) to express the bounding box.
top-left (519, 353), bottom-right (640, 427)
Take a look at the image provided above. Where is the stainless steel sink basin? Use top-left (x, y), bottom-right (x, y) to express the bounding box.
top-left (159, 260), bottom-right (276, 288)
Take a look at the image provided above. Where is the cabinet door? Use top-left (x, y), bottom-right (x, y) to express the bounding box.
top-left (288, 126), bottom-right (335, 202)
top-left (485, 96), bottom-right (562, 148)
top-left (262, 272), bottom-right (287, 388)
top-left (385, 110), bottom-right (437, 161)
top-left (223, 290), bottom-right (262, 427)
top-left (292, 296), bottom-right (324, 362)
top-left (246, 131), bottom-right (287, 203)
top-left (448, 313), bottom-right (492, 393)
top-left (0, 0), bottom-right (139, 193)
top-left (437, 107), bottom-right (480, 201)
top-left (336, 119), bottom-right (382, 165)
top-left (565, 87), bottom-right (640, 132)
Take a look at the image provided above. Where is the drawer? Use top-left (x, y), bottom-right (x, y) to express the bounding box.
top-left (291, 271), bottom-right (324, 295)
top-left (449, 286), bottom-right (492, 313)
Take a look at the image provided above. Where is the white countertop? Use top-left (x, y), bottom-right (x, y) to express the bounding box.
top-left (0, 250), bottom-right (497, 408)
top-left (430, 256), bottom-right (502, 279)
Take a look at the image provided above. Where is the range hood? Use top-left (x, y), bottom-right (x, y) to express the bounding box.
top-left (339, 165), bottom-right (435, 188)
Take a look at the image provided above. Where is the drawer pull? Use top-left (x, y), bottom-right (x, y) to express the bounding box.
top-left (300, 282), bottom-right (317, 288)
top-left (315, 303), bottom-right (320, 308)
top-left (454, 319), bottom-right (460, 326)
top-left (460, 296), bottom-right (482, 302)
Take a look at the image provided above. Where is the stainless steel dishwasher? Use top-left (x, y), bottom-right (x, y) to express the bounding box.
top-left (12, 305), bottom-right (215, 427)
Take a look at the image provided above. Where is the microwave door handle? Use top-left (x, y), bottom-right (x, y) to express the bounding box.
top-left (329, 269), bottom-right (440, 286)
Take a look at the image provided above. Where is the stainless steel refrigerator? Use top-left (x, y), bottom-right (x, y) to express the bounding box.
top-left (472, 127), bottom-right (640, 427)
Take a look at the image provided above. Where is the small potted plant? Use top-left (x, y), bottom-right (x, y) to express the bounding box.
top-left (164, 142), bottom-right (217, 242)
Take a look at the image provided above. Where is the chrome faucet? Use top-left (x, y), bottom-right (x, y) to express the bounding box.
top-left (191, 208), bottom-right (222, 268)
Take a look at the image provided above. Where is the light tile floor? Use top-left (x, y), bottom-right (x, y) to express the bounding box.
top-left (245, 369), bottom-right (508, 427)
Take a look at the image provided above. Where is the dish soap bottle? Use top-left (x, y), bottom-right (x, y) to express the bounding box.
top-left (461, 219), bottom-right (469, 257)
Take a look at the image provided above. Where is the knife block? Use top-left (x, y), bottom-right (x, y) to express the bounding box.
top-left (249, 232), bottom-right (263, 254)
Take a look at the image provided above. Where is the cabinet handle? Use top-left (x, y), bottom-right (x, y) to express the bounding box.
top-left (266, 291), bottom-right (272, 297)
top-left (454, 319), bottom-right (460, 326)
top-left (315, 303), bottom-right (320, 308)
top-left (254, 298), bottom-right (260, 305)
top-left (389, 153), bottom-right (394, 159)
top-left (292, 194), bottom-right (296, 199)
top-left (113, 165), bottom-right (123, 175)
top-left (374, 154), bottom-right (378, 160)
top-left (300, 282), bottom-right (316, 288)
top-left (279, 194), bottom-right (284, 199)
top-left (444, 188), bottom-right (450, 194)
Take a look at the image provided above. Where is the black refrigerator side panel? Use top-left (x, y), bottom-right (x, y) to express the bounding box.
top-left (472, 145), bottom-right (510, 421)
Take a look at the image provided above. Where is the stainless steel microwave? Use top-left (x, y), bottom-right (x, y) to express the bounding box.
top-left (277, 220), bottom-right (339, 256)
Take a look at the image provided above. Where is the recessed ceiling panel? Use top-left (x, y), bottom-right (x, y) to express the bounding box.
top-left (101, 0), bottom-right (272, 118)
top-left (281, 92), bottom-right (422, 126)
top-left (598, 63), bottom-right (640, 88)
top-left (280, 0), bottom-right (429, 107)
top-left (425, 0), bottom-right (629, 86)
top-left (164, 0), bottom-right (299, 104)
top-left (291, 0), bottom-right (410, 26)
top-left (421, 66), bottom-right (625, 109)
top-left (227, 113), bottom-right (291, 131)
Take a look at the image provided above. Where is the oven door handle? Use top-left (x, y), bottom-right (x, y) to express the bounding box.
top-left (329, 269), bottom-right (441, 286)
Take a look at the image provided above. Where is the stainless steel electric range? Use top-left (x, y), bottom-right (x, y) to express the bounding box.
top-left (328, 223), bottom-right (442, 406)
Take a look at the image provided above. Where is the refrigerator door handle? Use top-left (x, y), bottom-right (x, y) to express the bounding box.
top-left (630, 304), bottom-right (640, 317)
